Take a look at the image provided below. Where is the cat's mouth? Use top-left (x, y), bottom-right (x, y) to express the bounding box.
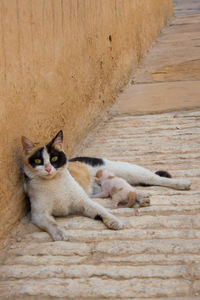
top-left (42, 172), bottom-right (55, 179)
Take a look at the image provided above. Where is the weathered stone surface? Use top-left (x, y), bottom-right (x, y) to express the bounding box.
top-left (0, 1), bottom-right (200, 299)
top-left (0, 278), bottom-right (191, 298)
top-left (7, 241), bottom-right (92, 257)
top-left (110, 81), bottom-right (200, 115)
top-left (102, 253), bottom-right (200, 265)
top-left (0, 264), bottom-right (188, 280)
top-left (95, 239), bottom-right (200, 255)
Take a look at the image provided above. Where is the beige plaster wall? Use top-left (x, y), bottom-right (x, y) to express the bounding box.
top-left (0, 0), bottom-right (173, 241)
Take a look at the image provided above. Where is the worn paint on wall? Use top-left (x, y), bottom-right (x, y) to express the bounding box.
top-left (0, 0), bottom-right (173, 241)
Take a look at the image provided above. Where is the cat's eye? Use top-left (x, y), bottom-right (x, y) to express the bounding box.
top-left (34, 158), bottom-right (42, 164)
top-left (51, 156), bottom-right (58, 162)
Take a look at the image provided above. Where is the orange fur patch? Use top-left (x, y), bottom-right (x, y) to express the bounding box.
top-left (68, 161), bottom-right (91, 193)
top-left (108, 176), bottom-right (115, 179)
top-left (111, 187), bottom-right (123, 196)
top-left (96, 170), bottom-right (103, 178)
top-left (127, 191), bottom-right (136, 208)
top-left (23, 143), bottom-right (44, 168)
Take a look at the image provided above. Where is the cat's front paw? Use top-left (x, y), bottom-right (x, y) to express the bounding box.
top-left (52, 228), bottom-right (69, 241)
top-left (104, 216), bottom-right (123, 230)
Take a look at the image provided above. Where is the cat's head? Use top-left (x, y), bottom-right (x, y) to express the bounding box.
top-left (21, 130), bottom-right (67, 179)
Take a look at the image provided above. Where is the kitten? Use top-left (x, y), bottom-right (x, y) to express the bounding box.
top-left (21, 131), bottom-right (123, 241)
top-left (91, 169), bottom-right (137, 208)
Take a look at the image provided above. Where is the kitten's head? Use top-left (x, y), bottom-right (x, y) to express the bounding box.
top-left (21, 130), bottom-right (67, 179)
top-left (95, 169), bottom-right (115, 183)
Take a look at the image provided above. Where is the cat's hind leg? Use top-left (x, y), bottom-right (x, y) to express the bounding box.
top-left (140, 174), bottom-right (191, 191)
top-left (103, 159), bottom-right (191, 190)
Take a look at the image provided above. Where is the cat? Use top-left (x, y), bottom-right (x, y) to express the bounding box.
top-left (69, 157), bottom-right (191, 192)
top-left (21, 131), bottom-right (123, 241)
top-left (91, 169), bottom-right (137, 208)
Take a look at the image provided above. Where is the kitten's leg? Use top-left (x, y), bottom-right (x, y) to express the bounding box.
top-left (111, 194), bottom-right (121, 209)
top-left (81, 198), bottom-right (123, 230)
top-left (31, 213), bottom-right (69, 241)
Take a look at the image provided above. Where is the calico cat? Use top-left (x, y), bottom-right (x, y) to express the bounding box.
top-left (70, 157), bottom-right (191, 191)
top-left (21, 131), bottom-right (123, 241)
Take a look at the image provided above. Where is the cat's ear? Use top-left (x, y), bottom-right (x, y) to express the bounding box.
top-left (51, 130), bottom-right (63, 150)
top-left (21, 136), bottom-right (35, 155)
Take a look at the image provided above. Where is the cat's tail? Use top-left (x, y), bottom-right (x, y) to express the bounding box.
top-left (155, 170), bottom-right (172, 178)
top-left (140, 170), bottom-right (172, 187)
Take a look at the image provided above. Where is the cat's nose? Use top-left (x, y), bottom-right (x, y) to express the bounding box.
top-left (45, 167), bottom-right (52, 173)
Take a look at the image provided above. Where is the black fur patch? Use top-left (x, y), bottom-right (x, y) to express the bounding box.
top-left (94, 214), bottom-right (103, 221)
top-left (69, 156), bottom-right (104, 167)
top-left (139, 170), bottom-right (172, 187)
top-left (155, 170), bottom-right (172, 178)
top-left (138, 182), bottom-right (151, 187)
top-left (24, 172), bottom-right (32, 182)
top-left (46, 143), bottom-right (67, 169)
top-left (28, 147), bottom-right (44, 168)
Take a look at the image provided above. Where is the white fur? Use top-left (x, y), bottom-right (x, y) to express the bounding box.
top-left (25, 163), bottom-right (123, 241)
top-left (88, 159), bottom-right (191, 192)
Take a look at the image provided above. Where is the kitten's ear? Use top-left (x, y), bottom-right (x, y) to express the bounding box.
top-left (51, 130), bottom-right (63, 150)
top-left (21, 136), bottom-right (35, 155)
top-left (96, 170), bottom-right (103, 178)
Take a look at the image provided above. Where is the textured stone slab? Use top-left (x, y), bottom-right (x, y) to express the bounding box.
top-left (3, 255), bottom-right (87, 266)
top-left (0, 278), bottom-right (191, 298)
top-left (110, 81), bottom-right (200, 115)
top-left (0, 264), bottom-right (188, 280)
top-left (19, 228), bottom-right (200, 243)
top-left (56, 214), bottom-right (200, 230)
top-left (95, 239), bottom-right (200, 255)
top-left (7, 241), bottom-right (92, 256)
top-left (1, 2), bottom-right (200, 299)
top-left (102, 253), bottom-right (200, 265)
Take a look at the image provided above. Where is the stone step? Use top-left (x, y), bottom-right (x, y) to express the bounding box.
top-left (12, 228), bottom-right (200, 243)
top-left (0, 264), bottom-right (193, 280)
top-left (0, 278), bottom-right (194, 298)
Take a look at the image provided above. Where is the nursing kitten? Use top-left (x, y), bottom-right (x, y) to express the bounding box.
top-left (21, 131), bottom-right (123, 241)
top-left (91, 168), bottom-right (151, 208)
top-left (91, 169), bottom-right (137, 208)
